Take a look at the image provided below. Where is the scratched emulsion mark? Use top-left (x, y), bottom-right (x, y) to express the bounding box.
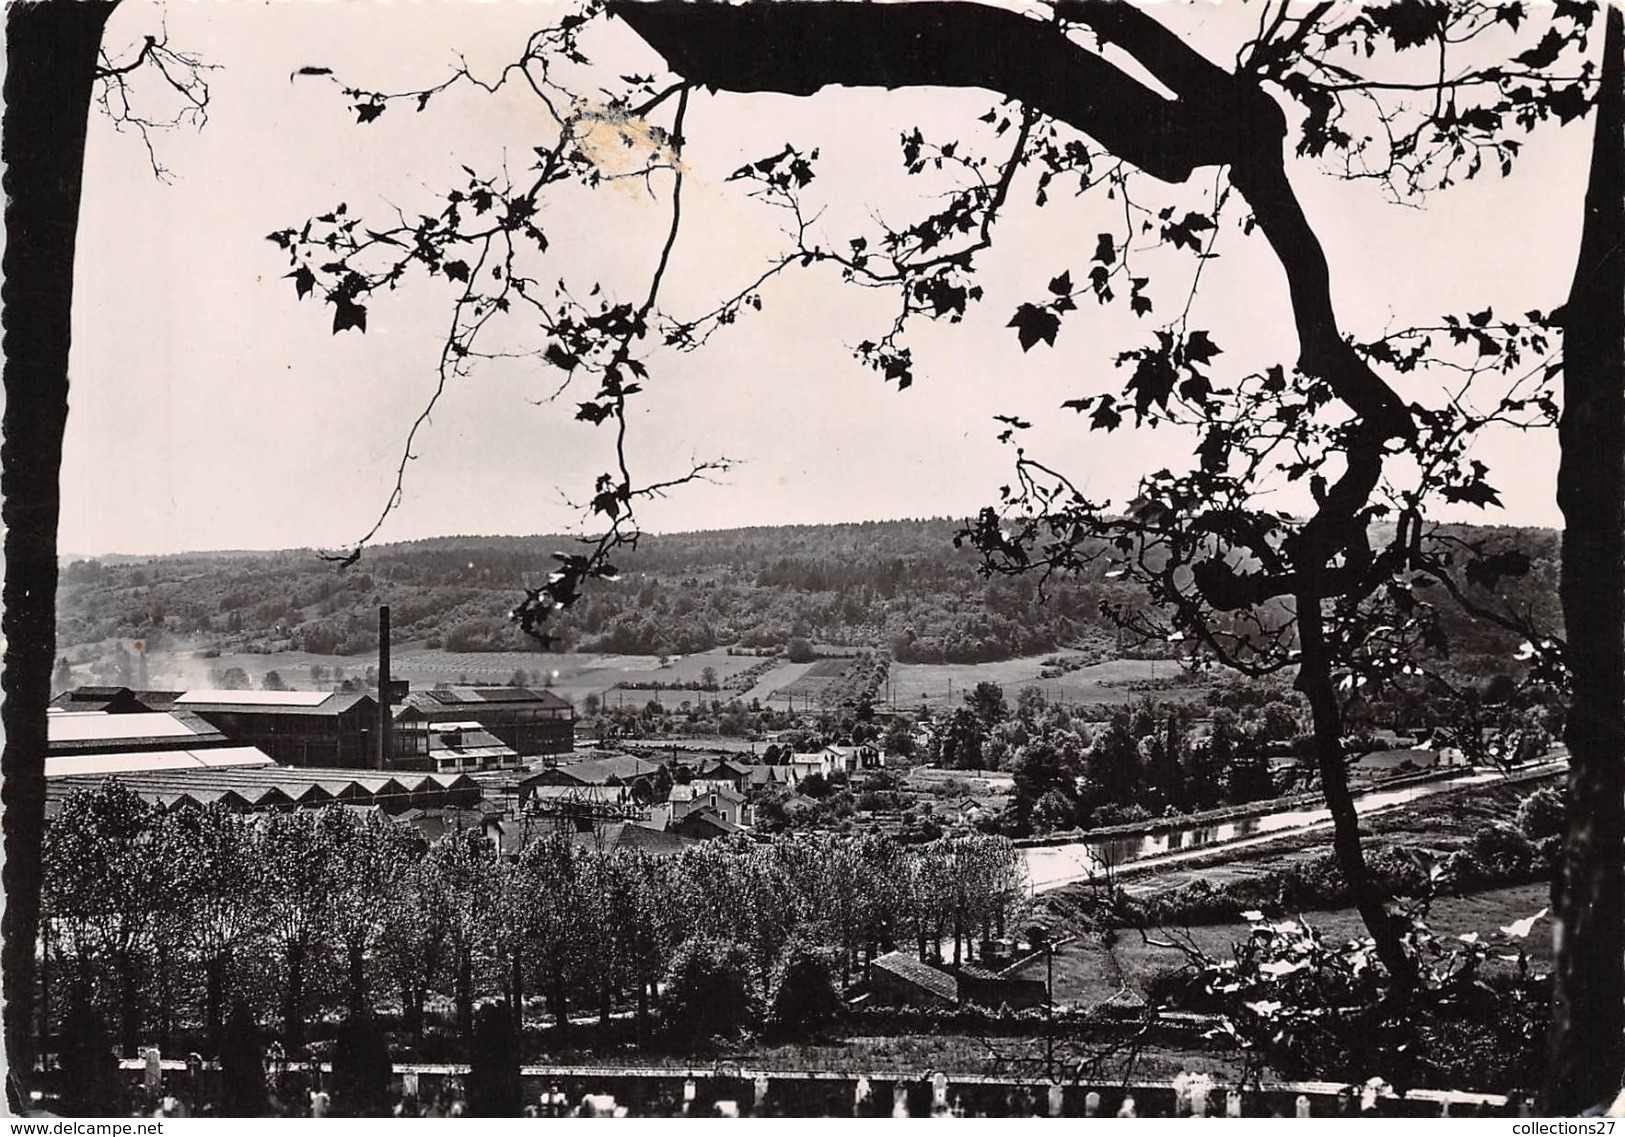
top-left (569, 102), bottom-right (685, 198)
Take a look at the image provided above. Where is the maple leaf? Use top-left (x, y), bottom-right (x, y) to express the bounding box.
top-left (1008, 304), bottom-right (1061, 352)
top-left (288, 265), bottom-right (316, 301)
top-left (1184, 330), bottom-right (1222, 366)
top-left (331, 297), bottom-right (367, 334)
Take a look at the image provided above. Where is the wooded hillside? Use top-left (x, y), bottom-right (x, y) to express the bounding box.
top-left (56, 519), bottom-right (1559, 668)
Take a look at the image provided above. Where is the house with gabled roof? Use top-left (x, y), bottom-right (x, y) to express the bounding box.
top-left (869, 951), bottom-right (959, 1008)
top-left (671, 806), bottom-right (739, 841)
top-left (746, 764), bottom-right (800, 793)
top-left (666, 781), bottom-right (746, 828)
top-left (698, 759), bottom-right (754, 792)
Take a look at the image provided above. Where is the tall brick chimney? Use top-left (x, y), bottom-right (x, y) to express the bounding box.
top-left (376, 605), bottom-right (392, 770)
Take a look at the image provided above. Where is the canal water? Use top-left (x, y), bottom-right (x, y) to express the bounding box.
top-left (1024, 764), bottom-right (1556, 893)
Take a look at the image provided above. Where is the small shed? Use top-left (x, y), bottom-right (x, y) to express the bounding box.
top-left (868, 950), bottom-right (959, 1009)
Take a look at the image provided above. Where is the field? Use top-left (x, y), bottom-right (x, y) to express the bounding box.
top-left (775, 658), bottom-right (857, 698)
top-left (118, 645), bottom-right (1209, 713)
top-left (905, 766), bottom-right (1016, 794)
top-left (736, 660), bottom-right (818, 707)
top-left (132, 646), bottom-right (767, 708)
top-left (886, 656), bottom-right (1207, 710)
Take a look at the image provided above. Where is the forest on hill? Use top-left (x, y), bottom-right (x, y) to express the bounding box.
top-left (56, 519), bottom-right (1561, 669)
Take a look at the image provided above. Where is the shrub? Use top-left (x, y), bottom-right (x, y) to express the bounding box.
top-left (1516, 786), bottom-right (1565, 842)
top-left (1445, 848), bottom-right (1488, 890)
top-left (1143, 964), bottom-right (1206, 1011)
top-left (660, 937), bottom-right (761, 1048)
top-left (1194, 911), bottom-right (1548, 1094)
top-left (1471, 822), bottom-right (1534, 880)
top-left (1091, 802), bottom-right (1152, 827)
top-left (1363, 846), bottom-right (1433, 896)
top-left (766, 941), bottom-right (843, 1038)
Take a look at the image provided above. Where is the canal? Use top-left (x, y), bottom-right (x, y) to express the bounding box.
top-left (1024, 760), bottom-right (1565, 893)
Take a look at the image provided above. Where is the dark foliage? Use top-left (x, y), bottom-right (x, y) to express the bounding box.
top-left (217, 1001), bottom-right (268, 1117)
top-left (659, 937), bottom-right (761, 1049)
top-left (55, 989), bottom-right (123, 1118)
top-left (465, 1001), bottom-right (521, 1118)
top-left (330, 1008), bottom-right (393, 1118)
top-left (765, 940), bottom-right (842, 1039)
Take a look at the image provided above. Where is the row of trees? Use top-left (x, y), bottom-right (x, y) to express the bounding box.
top-left (930, 685), bottom-right (1282, 835)
top-left (42, 781), bottom-right (1027, 1064)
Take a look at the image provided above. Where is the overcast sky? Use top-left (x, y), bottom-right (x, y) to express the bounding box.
top-left (59, 0), bottom-right (1593, 557)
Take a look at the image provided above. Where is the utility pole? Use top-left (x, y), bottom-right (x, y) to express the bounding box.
top-left (1046, 939), bottom-right (1055, 1083)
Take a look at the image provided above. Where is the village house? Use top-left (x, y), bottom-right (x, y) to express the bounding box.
top-left (867, 949), bottom-right (1047, 1012)
top-left (522, 752), bottom-right (667, 800)
top-left (670, 806), bottom-right (739, 841)
top-left (820, 742), bottom-right (884, 772)
top-left (664, 781), bottom-right (747, 828)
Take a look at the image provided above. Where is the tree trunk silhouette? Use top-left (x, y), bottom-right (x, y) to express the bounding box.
top-left (156, 940), bottom-right (173, 1053)
top-left (205, 952), bottom-right (228, 1057)
top-left (455, 950), bottom-right (474, 1045)
top-left (1548, 3), bottom-right (1625, 1115)
top-left (348, 940), bottom-right (369, 1014)
top-left (2, 0), bottom-right (120, 1075)
top-left (547, 968), bottom-right (569, 1044)
top-left (282, 941), bottom-right (306, 1048)
top-left (634, 970), bottom-right (649, 1047)
top-left (405, 981), bottom-right (425, 1049)
top-left (116, 950), bottom-right (141, 1057)
top-left (1298, 599), bottom-right (1416, 988)
top-left (509, 950), bottom-right (524, 1037)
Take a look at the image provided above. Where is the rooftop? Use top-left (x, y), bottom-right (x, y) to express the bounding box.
top-left (672, 806), bottom-right (739, 836)
top-left (572, 821), bottom-right (692, 856)
top-left (527, 753), bottom-right (665, 786)
top-left (175, 689), bottom-right (334, 708)
top-left (46, 766), bottom-right (480, 814)
top-left (410, 686), bottom-right (573, 710)
top-left (48, 711), bottom-right (209, 743)
top-left (872, 950), bottom-right (960, 1004)
top-left (175, 690), bottom-right (373, 716)
top-left (670, 782), bottom-right (745, 804)
top-left (45, 745), bottom-right (273, 779)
